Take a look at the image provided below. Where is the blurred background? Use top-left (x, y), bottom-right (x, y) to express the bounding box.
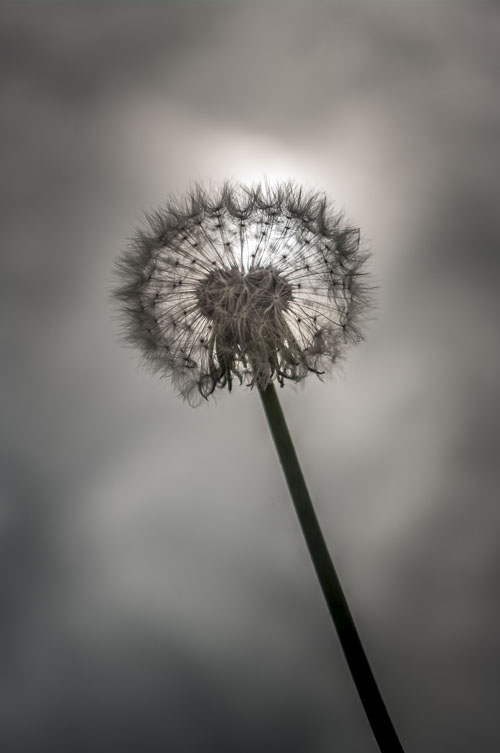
top-left (1, 3), bottom-right (500, 751)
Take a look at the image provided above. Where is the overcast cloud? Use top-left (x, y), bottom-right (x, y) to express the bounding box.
top-left (1, 3), bottom-right (500, 752)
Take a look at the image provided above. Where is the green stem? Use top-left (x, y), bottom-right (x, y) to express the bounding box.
top-left (258, 383), bottom-right (405, 753)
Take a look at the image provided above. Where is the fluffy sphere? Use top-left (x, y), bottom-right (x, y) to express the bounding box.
top-left (113, 182), bottom-right (372, 404)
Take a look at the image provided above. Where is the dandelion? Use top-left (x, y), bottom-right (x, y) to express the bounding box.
top-left (113, 182), bottom-right (370, 404)
top-left (113, 181), bottom-right (405, 753)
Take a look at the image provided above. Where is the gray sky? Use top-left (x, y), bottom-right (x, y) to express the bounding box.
top-left (1, 3), bottom-right (500, 752)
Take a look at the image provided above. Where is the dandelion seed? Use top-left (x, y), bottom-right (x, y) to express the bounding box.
top-left (113, 181), bottom-right (372, 404)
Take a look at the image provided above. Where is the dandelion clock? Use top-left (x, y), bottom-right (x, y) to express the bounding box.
top-left (113, 182), bottom-right (406, 753)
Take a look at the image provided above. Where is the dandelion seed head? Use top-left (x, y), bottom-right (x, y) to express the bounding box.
top-left (113, 181), bottom-right (372, 404)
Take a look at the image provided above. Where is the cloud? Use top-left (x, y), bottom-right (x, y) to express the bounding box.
top-left (1, 3), bottom-right (500, 751)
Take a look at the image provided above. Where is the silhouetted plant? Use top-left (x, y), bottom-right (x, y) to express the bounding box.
top-left (113, 181), bottom-right (405, 753)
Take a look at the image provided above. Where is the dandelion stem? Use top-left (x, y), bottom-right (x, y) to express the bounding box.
top-left (258, 383), bottom-right (405, 753)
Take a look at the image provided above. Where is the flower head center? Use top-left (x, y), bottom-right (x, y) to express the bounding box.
top-left (197, 267), bottom-right (292, 328)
